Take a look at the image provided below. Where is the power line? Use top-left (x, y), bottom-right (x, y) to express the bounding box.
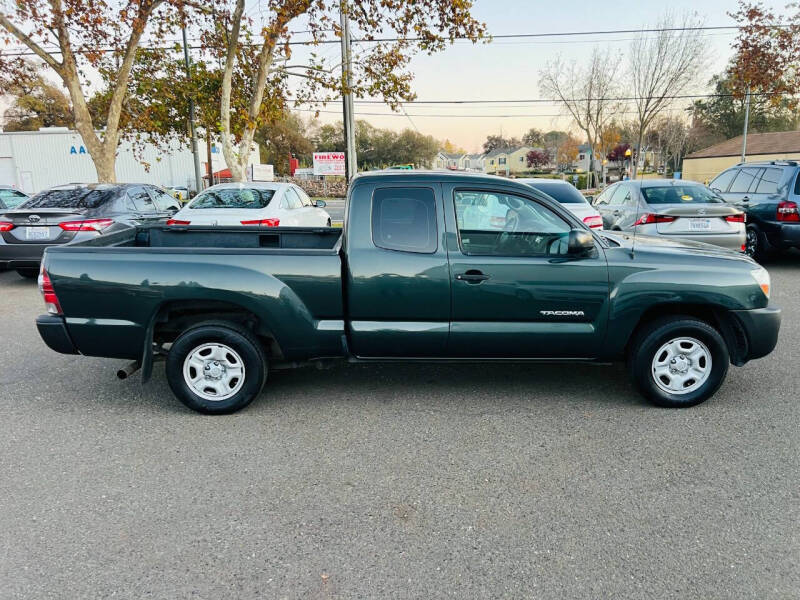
top-left (0, 23), bottom-right (791, 57)
top-left (293, 108), bottom-right (689, 118)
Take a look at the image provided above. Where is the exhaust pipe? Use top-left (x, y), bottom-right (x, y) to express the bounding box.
top-left (117, 361), bottom-right (141, 380)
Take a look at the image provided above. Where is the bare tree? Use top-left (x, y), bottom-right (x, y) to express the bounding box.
top-left (628, 12), bottom-right (707, 178)
top-left (539, 47), bottom-right (622, 185)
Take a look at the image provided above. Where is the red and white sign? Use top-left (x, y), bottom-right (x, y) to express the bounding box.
top-left (313, 152), bottom-right (346, 176)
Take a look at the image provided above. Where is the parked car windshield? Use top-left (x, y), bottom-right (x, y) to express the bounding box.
top-left (189, 188), bottom-right (275, 209)
top-left (23, 187), bottom-right (118, 209)
top-left (641, 185), bottom-right (723, 204)
top-left (0, 188), bottom-right (28, 209)
top-left (526, 182), bottom-right (588, 204)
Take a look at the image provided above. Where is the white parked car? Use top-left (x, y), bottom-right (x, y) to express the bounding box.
top-left (517, 178), bottom-right (603, 229)
top-left (168, 182), bottom-right (331, 228)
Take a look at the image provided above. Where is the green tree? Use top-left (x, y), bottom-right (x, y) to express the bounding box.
top-left (2, 65), bottom-right (72, 131)
top-left (690, 72), bottom-right (800, 141)
top-left (482, 134), bottom-right (521, 153)
top-left (255, 112), bottom-right (315, 175)
top-left (522, 128), bottom-right (544, 147)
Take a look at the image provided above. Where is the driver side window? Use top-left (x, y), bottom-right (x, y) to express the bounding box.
top-left (454, 190), bottom-right (571, 256)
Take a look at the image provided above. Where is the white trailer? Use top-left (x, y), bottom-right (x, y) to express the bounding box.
top-left (0, 127), bottom-right (260, 195)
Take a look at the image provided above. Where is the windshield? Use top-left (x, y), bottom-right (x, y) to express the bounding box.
top-left (189, 188), bottom-right (275, 209)
top-left (23, 188), bottom-right (117, 209)
top-left (0, 189), bottom-right (28, 209)
top-left (642, 185), bottom-right (723, 204)
top-left (525, 182), bottom-right (588, 204)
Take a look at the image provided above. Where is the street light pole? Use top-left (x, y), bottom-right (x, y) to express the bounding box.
top-left (182, 27), bottom-right (203, 194)
top-left (339, 2), bottom-right (357, 182)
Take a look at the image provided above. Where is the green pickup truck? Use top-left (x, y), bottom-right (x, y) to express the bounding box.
top-left (36, 171), bottom-right (780, 414)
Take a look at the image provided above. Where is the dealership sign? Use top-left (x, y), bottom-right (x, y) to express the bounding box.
top-left (313, 152), bottom-right (345, 176)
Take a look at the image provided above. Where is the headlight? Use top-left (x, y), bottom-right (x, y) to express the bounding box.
top-left (751, 266), bottom-right (770, 299)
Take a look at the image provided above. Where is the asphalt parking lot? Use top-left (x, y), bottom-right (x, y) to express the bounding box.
top-left (1, 258), bottom-right (798, 599)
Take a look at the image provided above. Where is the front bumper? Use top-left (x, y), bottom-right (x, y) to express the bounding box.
top-left (36, 315), bottom-right (79, 355)
top-left (731, 305), bottom-right (781, 361)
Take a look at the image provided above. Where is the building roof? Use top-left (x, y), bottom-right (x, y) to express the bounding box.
top-left (686, 130), bottom-right (800, 159)
top-left (484, 145), bottom-right (531, 158)
top-left (438, 151), bottom-right (464, 160)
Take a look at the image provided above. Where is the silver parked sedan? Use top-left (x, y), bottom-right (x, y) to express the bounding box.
top-left (593, 179), bottom-right (746, 251)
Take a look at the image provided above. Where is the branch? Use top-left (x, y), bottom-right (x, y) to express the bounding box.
top-left (0, 12), bottom-right (63, 72)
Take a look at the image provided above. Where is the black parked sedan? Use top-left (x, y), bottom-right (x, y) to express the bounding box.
top-left (0, 183), bottom-right (180, 278)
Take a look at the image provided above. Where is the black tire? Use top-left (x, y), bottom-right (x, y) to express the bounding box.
top-left (165, 321), bottom-right (267, 414)
top-left (16, 268), bottom-right (39, 279)
top-left (745, 226), bottom-right (771, 262)
top-left (627, 316), bottom-right (729, 408)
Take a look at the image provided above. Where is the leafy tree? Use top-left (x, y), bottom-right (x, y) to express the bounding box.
top-left (556, 134), bottom-right (581, 169)
top-left (256, 112), bottom-right (315, 175)
top-left (690, 72), bottom-right (800, 141)
top-left (312, 119), bottom-right (438, 169)
top-left (217, 0), bottom-right (486, 181)
top-left (728, 1), bottom-right (800, 108)
top-left (607, 143), bottom-right (631, 162)
top-left (0, 0), bottom-right (205, 182)
top-left (2, 64), bottom-right (72, 131)
top-left (522, 128), bottom-right (544, 147)
top-left (482, 134), bottom-right (521, 153)
top-left (442, 139), bottom-right (465, 154)
top-left (526, 149), bottom-right (550, 169)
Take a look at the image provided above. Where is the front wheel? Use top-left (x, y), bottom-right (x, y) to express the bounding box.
top-left (165, 322), bottom-right (267, 414)
top-left (628, 316), bottom-right (729, 408)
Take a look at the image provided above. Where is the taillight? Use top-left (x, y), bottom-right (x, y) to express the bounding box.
top-left (38, 266), bottom-right (63, 315)
top-left (583, 215), bottom-right (603, 229)
top-left (725, 213), bottom-right (746, 223)
top-left (633, 213), bottom-right (676, 226)
top-left (166, 219), bottom-right (191, 226)
top-left (59, 218), bottom-right (114, 232)
top-left (777, 201), bottom-right (800, 222)
top-left (241, 218), bottom-right (280, 227)
top-left (0, 221), bottom-right (14, 232)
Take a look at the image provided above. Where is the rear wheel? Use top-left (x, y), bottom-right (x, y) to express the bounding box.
top-left (165, 322), bottom-right (267, 414)
top-left (628, 316), bottom-right (729, 408)
top-left (16, 268), bottom-right (39, 279)
top-left (745, 226), bottom-right (771, 261)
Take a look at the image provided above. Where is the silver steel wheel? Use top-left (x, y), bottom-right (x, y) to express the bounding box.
top-left (182, 343), bottom-right (246, 402)
top-left (651, 337), bottom-right (712, 395)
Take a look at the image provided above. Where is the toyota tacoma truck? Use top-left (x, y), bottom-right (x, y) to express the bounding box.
top-left (36, 171), bottom-right (780, 414)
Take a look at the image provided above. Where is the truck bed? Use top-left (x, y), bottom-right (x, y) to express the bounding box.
top-left (42, 225), bottom-right (346, 363)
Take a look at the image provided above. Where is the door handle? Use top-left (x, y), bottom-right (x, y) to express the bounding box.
top-left (741, 196), bottom-right (750, 202)
top-left (456, 270), bottom-right (489, 283)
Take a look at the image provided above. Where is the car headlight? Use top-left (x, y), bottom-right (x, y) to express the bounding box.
top-left (751, 266), bottom-right (770, 299)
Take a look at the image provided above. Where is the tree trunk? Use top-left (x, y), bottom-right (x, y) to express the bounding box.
top-left (633, 127), bottom-right (645, 180)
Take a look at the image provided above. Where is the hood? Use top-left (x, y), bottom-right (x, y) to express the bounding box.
top-left (600, 231), bottom-right (756, 265)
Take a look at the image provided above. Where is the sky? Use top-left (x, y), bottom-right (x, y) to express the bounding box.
top-left (254, 0), bottom-right (788, 152)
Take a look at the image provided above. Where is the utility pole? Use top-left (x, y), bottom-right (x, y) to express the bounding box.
top-left (741, 86), bottom-right (751, 163)
top-left (339, 2), bottom-right (357, 182)
top-left (182, 27), bottom-right (203, 194)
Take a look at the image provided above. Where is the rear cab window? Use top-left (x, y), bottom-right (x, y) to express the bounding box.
top-left (371, 187), bottom-right (437, 253)
top-left (189, 187), bottom-right (275, 209)
top-left (25, 187), bottom-right (118, 209)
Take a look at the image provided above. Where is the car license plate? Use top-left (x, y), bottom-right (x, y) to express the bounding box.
top-left (689, 219), bottom-right (711, 231)
top-left (25, 227), bottom-right (50, 240)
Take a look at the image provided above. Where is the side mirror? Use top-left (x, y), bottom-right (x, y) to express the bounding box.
top-left (568, 228), bottom-right (595, 256)
top-left (711, 188), bottom-right (722, 194)
top-left (314, 199), bottom-right (327, 208)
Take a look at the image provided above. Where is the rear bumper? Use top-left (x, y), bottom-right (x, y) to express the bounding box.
top-left (731, 306), bottom-right (781, 361)
top-left (0, 243), bottom-right (49, 268)
top-left (36, 315), bottom-right (79, 355)
top-left (660, 232), bottom-right (745, 251)
top-left (763, 223), bottom-right (800, 248)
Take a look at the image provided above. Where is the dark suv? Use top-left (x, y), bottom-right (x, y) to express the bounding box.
top-left (709, 160), bottom-right (800, 259)
top-left (0, 183), bottom-right (180, 278)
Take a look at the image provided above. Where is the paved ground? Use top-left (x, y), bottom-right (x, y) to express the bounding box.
top-left (0, 257), bottom-right (798, 599)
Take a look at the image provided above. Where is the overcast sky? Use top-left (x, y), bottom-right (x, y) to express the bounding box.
top-left (261, 0), bottom-right (786, 152)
